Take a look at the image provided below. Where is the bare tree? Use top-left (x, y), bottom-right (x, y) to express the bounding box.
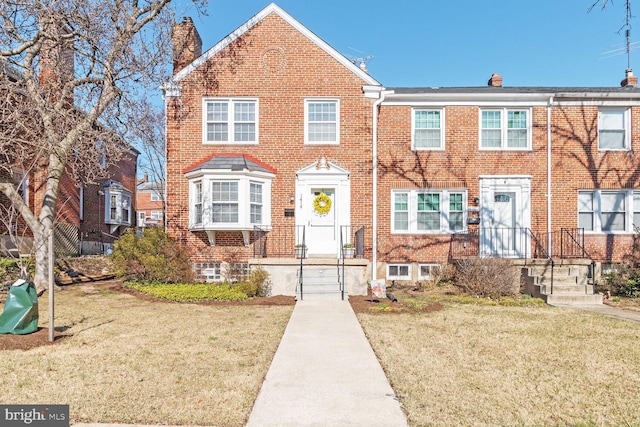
top-left (0, 0), bottom-right (201, 293)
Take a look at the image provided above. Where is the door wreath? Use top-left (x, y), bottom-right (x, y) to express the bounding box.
top-left (313, 192), bottom-right (332, 215)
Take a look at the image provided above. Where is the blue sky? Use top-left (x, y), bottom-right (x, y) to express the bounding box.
top-left (175, 0), bottom-right (639, 88)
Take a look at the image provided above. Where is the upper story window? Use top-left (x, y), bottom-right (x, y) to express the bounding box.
top-left (578, 189), bottom-right (640, 233)
top-left (203, 98), bottom-right (258, 144)
top-left (480, 108), bottom-right (531, 150)
top-left (413, 108), bottom-right (444, 150)
top-left (392, 189), bottom-right (467, 234)
top-left (305, 99), bottom-right (339, 145)
top-left (150, 191), bottom-right (163, 201)
top-left (598, 108), bottom-right (630, 150)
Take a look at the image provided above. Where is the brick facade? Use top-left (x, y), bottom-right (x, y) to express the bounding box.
top-left (165, 4), bottom-right (640, 284)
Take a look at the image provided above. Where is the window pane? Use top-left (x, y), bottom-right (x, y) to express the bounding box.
top-left (508, 111), bottom-right (527, 129)
top-left (234, 123), bottom-right (255, 141)
top-left (399, 265), bottom-right (409, 276)
top-left (234, 102), bottom-right (255, 121)
top-left (212, 204), bottom-right (238, 223)
top-left (207, 123), bottom-right (228, 141)
top-left (599, 130), bottom-right (625, 149)
top-left (601, 192), bottom-right (625, 212)
top-left (389, 265), bottom-right (398, 276)
top-left (394, 212), bottom-right (408, 231)
top-left (250, 183), bottom-right (262, 224)
top-left (212, 182), bottom-right (238, 202)
top-left (308, 123), bottom-right (336, 142)
top-left (578, 192), bottom-right (593, 212)
top-left (449, 193), bottom-right (463, 211)
top-left (449, 212), bottom-right (463, 231)
top-left (481, 129), bottom-right (501, 147)
top-left (507, 129), bottom-right (527, 148)
top-left (634, 193), bottom-right (640, 228)
top-left (602, 212), bottom-right (625, 231)
top-left (207, 102), bottom-right (228, 121)
top-left (414, 129), bottom-right (441, 148)
top-left (482, 110), bottom-right (501, 129)
top-left (418, 212), bottom-right (440, 230)
top-left (579, 212), bottom-right (593, 231)
top-left (418, 193), bottom-right (439, 211)
top-left (394, 193), bottom-right (408, 210)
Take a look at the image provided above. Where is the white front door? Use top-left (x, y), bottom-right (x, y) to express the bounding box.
top-left (306, 188), bottom-right (337, 256)
top-left (491, 192), bottom-right (516, 255)
top-left (479, 176), bottom-right (532, 258)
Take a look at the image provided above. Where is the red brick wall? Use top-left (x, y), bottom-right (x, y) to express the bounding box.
top-left (166, 13), bottom-right (375, 265)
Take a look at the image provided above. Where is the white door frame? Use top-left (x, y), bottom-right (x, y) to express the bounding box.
top-left (296, 159), bottom-right (350, 257)
top-left (479, 175), bottom-right (531, 257)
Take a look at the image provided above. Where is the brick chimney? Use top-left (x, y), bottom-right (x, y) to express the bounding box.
top-left (621, 68), bottom-right (638, 88)
top-left (172, 17), bottom-right (202, 74)
top-left (488, 72), bottom-right (503, 87)
top-left (39, 20), bottom-right (74, 98)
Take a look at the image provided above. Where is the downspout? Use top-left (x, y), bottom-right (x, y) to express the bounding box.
top-left (547, 95), bottom-right (554, 255)
top-left (371, 90), bottom-right (387, 281)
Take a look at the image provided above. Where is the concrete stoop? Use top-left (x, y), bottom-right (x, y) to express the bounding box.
top-left (296, 265), bottom-right (344, 300)
top-left (523, 259), bottom-right (603, 305)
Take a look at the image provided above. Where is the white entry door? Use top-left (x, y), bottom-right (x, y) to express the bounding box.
top-left (306, 188), bottom-right (337, 256)
top-left (491, 192), bottom-right (517, 255)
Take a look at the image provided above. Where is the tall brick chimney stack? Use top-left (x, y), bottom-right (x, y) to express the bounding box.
top-left (488, 73), bottom-right (503, 87)
top-left (39, 20), bottom-right (74, 98)
top-left (620, 68), bottom-right (638, 88)
top-left (172, 17), bottom-right (202, 74)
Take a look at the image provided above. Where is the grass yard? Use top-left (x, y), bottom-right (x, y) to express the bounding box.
top-left (356, 294), bottom-right (640, 427)
top-left (0, 281), bottom-right (293, 426)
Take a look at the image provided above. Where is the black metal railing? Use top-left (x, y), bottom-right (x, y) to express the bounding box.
top-left (297, 226), bottom-right (305, 300)
top-left (551, 228), bottom-right (596, 293)
top-left (450, 227), bottom-right (544, 260)
top-left (338, 225), bottom-right (365, 301)
top-left (253, 225), bottom-right (306, 258)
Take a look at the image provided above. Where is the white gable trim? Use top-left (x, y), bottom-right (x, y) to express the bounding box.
top-left (171, 3), bottom-right (380, 87)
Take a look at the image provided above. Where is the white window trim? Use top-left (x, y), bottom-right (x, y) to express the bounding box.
top-left (479, 107), bottom-right (532, 150)
top-left (578, 189), bottom-right (639, 234)
top-left (412, 107), bottom-right (445, 150)
top-left (387, 263), bottom-right (411, 280)
top-left (418, 263), bottom-right (442, 280)
top-left (598, 107), bottom-right (631, 151)
top-left (104, 187), bottom-right (132, 226)
top-left (391, 189), bottom-right (468, 234)
top-left (187, 172), bottom-right (273, 231)
top-left (304, 98), bottom-right (340, 145)
top-left (202, 97), bottom-right (259, 145)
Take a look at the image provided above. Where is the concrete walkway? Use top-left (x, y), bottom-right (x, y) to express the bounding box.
top-left (550, 302), bottom-right (640, 323)
top-left (246, 300), bottom-right (408, 427)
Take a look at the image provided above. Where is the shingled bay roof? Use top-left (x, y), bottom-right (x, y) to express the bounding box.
top-left (183, 153), bottom-right (277, 175)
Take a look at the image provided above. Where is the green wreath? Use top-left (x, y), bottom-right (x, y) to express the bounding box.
top-left (313, 192), bottom-right (332, 215)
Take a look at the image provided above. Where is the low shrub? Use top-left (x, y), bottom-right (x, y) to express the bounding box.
top-left (233, 265), bottom-right (272, 297)
top-left (125, 282), bottom-right (249, 302)
top-left (110, 228), bottom-right (194, 283)
top-left (453, 257), bottom-right (520, 298)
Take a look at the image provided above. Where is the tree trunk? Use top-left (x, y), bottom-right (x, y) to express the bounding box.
top-left (32, 228), bottom-right (50, 294)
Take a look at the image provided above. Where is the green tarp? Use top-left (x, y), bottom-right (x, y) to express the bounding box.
top-left (0, 280), bottom-right (38, 335)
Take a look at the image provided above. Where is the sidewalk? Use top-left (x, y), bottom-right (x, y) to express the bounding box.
top-left (549, 302), bottom-right (640, 323)
top-left (246, 299), bottom-right (408, 427)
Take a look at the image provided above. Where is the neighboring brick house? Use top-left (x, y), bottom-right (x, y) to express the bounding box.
top-left (136, 174), bottom-right (165, 227)
top-left (164, 3), bottom-right (640, 296)
top-left (0, 55), bottom-right (138, 257)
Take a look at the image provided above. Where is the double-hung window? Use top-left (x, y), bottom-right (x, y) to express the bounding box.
top-left (212, 182), bottom-right (239, 223)
top-left (203, 98), bottom-right (258, 143)
top-left (598, 108), bottom-right (630, 150)
top-left (104, 182), bottom-right (132, 226)
top-left (250, 183), bottom-right (263, 224)
top-left (392, 189), bottom-right (467, 233)
top-left (194, 181), bottom-right (203, 225)
top-left (480, 108), bottom-right (531, 149)
top-left (578, 190), bottom-right (640, 232)
top-left (413, 109), bottom-right (444, 149)
top-left (305, 99), bottom-right (339, 144)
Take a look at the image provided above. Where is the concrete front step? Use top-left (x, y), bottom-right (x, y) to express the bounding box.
top-left (539, 284), bottom-right (596, 294)
top-left (544, 293), bottom-right (603, 305)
